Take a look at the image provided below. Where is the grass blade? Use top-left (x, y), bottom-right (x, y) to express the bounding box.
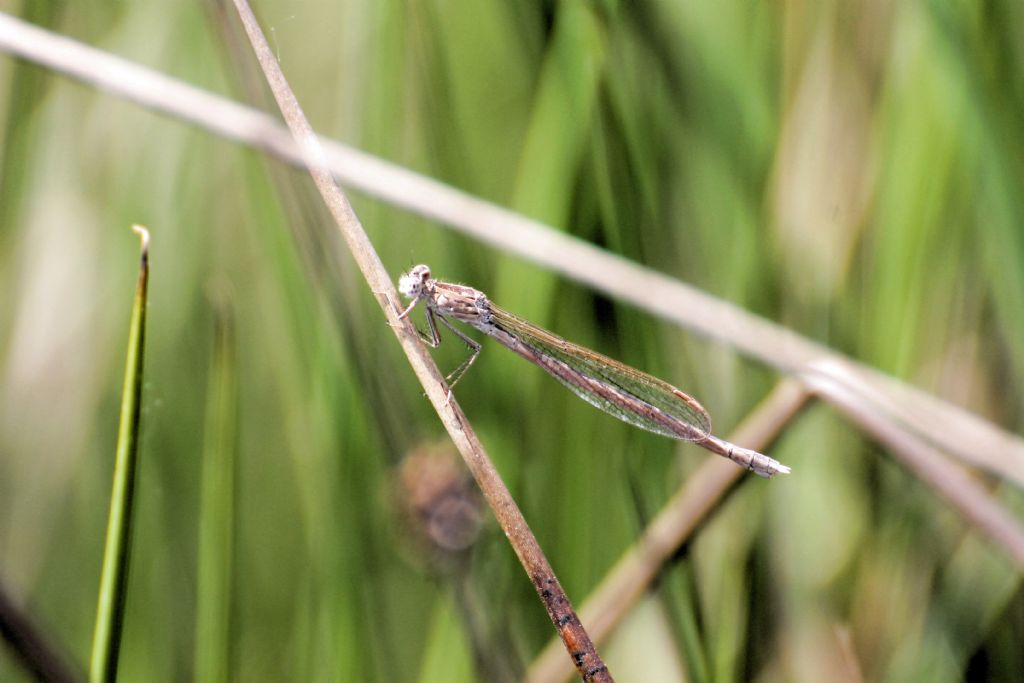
top-left (193, 283), bottom-right (238, 683)
top-left (88, 225), bottom-right (150, 683)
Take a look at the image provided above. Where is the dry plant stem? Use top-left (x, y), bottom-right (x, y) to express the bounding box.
top-left (804, 364), bottom-right (1024, 570)
top-left (1, 12), bottom-right (1022, 485)
top-left (227, 2), bottom-right (611, 680)
top-left (526, 380), bottom-right (811, 683)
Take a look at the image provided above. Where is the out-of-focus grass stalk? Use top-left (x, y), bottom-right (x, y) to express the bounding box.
top-left (193, 283), bottom-right (238, 683)
top-left (88, 225), bottom-right (150, 683)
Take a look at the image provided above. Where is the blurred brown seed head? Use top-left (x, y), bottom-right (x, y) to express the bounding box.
top-left (394, 442), bottom-right (484, 569)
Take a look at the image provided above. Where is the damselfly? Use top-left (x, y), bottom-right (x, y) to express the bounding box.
top-left (397, 264), bottom-right (790, 478)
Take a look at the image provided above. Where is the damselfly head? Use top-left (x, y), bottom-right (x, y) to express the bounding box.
top-left (399, 264), bottom-right (432, 299)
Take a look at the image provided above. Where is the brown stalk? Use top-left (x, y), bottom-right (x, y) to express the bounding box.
top-left (227, 1), bottom-right (612, 680)
top-left (803, 364), bottom-right (1024, 569)
top-left (526, 380), bottom-right (811, 683)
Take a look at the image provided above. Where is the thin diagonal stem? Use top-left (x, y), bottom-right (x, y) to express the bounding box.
top-left (803, 363), bottom-right (1024, 569)
top-left (228, 2), bottom-right (613, 680)
top-left (527, 380), bottom-right (810, 683)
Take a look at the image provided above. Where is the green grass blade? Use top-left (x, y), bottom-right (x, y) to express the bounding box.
top-left (193, 283), bottom-right (238, 683)
top-left (88, 226), bottom-right (150, 683)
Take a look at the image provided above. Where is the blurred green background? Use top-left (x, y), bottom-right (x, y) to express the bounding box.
top-left (2, 1), bottom-right (1023, 681)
